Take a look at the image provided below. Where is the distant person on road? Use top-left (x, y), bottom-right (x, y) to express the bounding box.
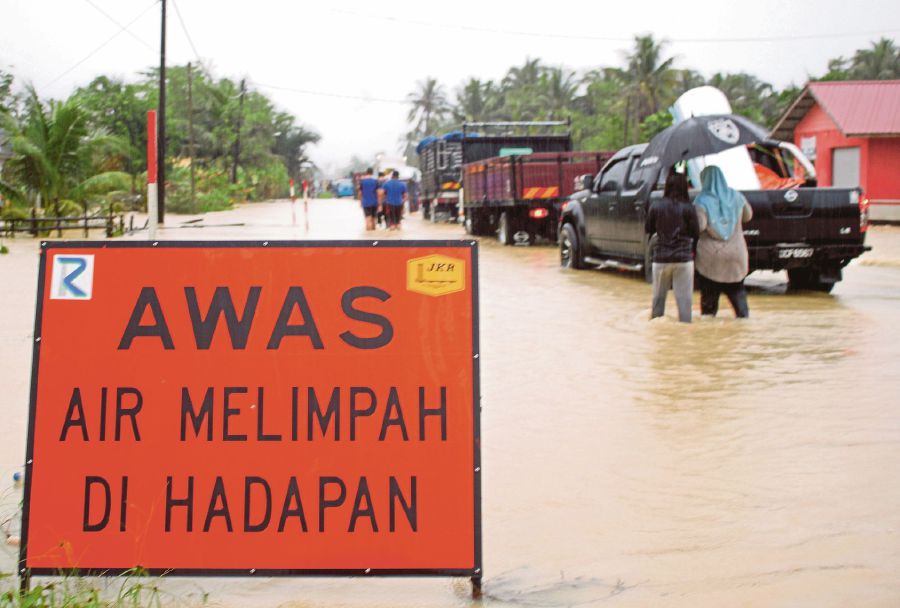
top-left (358, 167), bottom-right (380, 231)
top-left (645, 171), bottom-right (700, 323)
top-left (380, 170), bottom-right (408, 230)
top-left (694, 165), bottom-right (753, 318)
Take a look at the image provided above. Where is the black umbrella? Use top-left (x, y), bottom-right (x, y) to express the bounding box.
top-left (638, 113), bottom-right (770, 169)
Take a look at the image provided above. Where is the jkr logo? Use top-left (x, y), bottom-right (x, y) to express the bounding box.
top-left (406, 254), bottom-right (465, 297)
top-left (50, 254), bottom-right (95, 300)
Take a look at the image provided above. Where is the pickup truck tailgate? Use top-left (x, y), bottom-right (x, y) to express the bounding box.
top-left (743, 187), bottom-right (864, 246)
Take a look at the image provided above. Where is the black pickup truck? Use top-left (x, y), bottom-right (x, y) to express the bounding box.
top-left (558, 143), bottom-right (871, 292)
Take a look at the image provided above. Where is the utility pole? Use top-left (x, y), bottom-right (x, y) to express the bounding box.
top-left (187, 61), bottom-right (197, 207)
top-left (157, 0), bottom-right (167, 223)
top-left (230, 78), bottom-right (246, 185)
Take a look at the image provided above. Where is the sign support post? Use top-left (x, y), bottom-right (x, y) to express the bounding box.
top-left (289, 178), bottom-right (296, 226)
top-left (147, 110), bottom-right (158, 240)
top-left (302, 179), bottom-right (309, 232)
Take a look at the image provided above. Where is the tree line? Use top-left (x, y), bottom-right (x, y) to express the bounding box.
top-left (0, 64), bottom-right (319, 221)
top-left (404, 35), bottom-right (900, 162)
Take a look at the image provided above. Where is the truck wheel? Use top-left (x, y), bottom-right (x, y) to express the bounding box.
top-left (643, 235), bottom-right (658, 283)
top-left (788, 268), bottom-right (835, 293)
top-left (464, 211), bottom-right (474, 235)
top-left (465, 210), bottom-right (485, 235)
top-left (498, 212), bottom-right (514, 246)
top-left (560, 223), bottom-right (583, 269)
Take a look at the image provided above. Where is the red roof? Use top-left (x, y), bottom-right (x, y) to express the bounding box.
top-left (809, 80), bottom-right (900, 136)
top-left (771, 80), bottom-right (900, 140)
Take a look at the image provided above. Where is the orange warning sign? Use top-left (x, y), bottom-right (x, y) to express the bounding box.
top-left (22, 241), bottom-right (481, 577)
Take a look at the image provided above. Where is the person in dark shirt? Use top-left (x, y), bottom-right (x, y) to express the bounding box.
top-left (379, 170), bottom-right (408, 230)
top-left (645, 171), bottom-right (700, 323)
top-left (358, 168), bottom-right (380, 231)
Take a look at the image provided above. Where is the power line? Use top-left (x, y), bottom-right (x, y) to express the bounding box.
top-left (170, 0), bottom-right (204, 68)
top-left (324, 8), bottom-right (898, 45)
top-left (81, 0), bottom-right (154, 51)
top-left (43, 0), bottom-right (159, 89)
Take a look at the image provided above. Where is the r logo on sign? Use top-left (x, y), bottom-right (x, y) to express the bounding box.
top-left (51, 255), bottom-right (94, 300)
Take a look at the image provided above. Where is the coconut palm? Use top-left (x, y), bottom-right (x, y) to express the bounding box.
top-left (622, 34), bottom-right (677, 120)
top-left (672, 69), bottom-right (707, 96)
top-left (497, 59), bottom-right (550, 121)
top-left (619, 34), bottom-right (677, 144)
top-left (453, 78), bottom-right (502, 123)
top-left (4, 89), bottom-right (129, 215)
top-left (849, 38), bottom-right (900, 79)
top-left (538, 67), bottom-right (580, 119)
top-left (503, 58), bottom-right (545, 90)
top-left (707, 72), bottom-right (778, 125)
top-left (406, 77), bottom-right (450, 137)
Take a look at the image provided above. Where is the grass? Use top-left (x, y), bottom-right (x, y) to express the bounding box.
top-left (0, 569), bottom-right (207, 608)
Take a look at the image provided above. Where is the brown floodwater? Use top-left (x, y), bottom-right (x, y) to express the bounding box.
top-left (2, 198), bottom-right (899, 606)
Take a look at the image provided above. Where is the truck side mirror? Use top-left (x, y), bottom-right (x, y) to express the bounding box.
top-left (576, 174), bottom-right (593, 191)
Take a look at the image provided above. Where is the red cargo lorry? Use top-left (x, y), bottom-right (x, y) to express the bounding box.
top-left (462, 151), bottom-right (614, 245)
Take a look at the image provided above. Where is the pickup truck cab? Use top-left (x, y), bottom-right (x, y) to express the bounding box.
top-left (559, 143), bottom-right (871, 292)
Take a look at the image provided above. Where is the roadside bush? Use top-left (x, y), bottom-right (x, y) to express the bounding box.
top-left (0, 206), bottom-right (28, 221)
top-left (152, 157), bottom-right (293, 215)
top-left (53, 199), bottom-right (83, 217)
top-left (248, 158), bottom-right (288, 201)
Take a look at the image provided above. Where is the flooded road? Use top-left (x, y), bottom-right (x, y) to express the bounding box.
top-left (2, 198), bottom-right (900, 606)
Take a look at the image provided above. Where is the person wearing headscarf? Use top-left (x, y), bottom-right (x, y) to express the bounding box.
top-left (645, 171), bottom-right (699, 323)
top-left (693, 165), bottom-right (753, 318)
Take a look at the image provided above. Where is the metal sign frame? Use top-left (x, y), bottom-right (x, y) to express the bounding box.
top-left (20, 240), bottom-right (482, 595)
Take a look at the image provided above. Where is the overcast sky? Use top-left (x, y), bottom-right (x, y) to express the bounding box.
top-left (4, 0), bottom-right (899, 174)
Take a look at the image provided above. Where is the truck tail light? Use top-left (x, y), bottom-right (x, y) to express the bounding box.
top-left (529, 208), bottom-right (549, 219)
top-left (860, 197), bottom-right (869, 233)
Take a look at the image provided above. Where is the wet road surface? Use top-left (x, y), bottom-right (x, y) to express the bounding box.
top-left (2, 198), bottom-right (899, 606)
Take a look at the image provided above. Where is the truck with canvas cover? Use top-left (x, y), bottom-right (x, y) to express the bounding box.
top-left (463, 151), bottom-right (614, 245)
top-left (416, 122), bottom-right (573, 223)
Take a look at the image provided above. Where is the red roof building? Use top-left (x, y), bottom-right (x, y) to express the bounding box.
top-left (771, 80), bottom-right (900, 221)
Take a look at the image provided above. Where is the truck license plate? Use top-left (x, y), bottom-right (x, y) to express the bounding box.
top-left (778, 247), bottom-right (814, 259)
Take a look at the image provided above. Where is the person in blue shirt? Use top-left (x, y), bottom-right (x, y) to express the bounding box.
top-left (379, 170), bottom-right (408, 230)
top-left (358, 167), bottom-right (380, 231)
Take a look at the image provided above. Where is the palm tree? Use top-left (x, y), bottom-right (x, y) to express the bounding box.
top-left (503, 58), bottom-right (545, 90)
top-left (453, 78), bottom-right (502, 123)
top-left (707, 72), bottom-right (777, 125)
top-left (623, 34), bottom-right (677, 119)
top-left (849, 38), bottom-right (900, 79)
top-left (4, 89), bottom-right (129, 215)
top-left (672, 69), bottom-right (706, 96)
top-left (406, 77), bottom-right (450, 137)
top-left (538, 67), bottom-right (580, 119)
top-left (497, 58), bottom-right (549, 121)
top-left (619, 34), bottom-right (677, 144)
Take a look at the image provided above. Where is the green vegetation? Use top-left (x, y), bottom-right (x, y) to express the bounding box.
top-left (403, 36), bottom-right (900, 160)
top-left (0, 64), bottom-right (319, 222)
top-left (0, 568), bottom-right (206, 607)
